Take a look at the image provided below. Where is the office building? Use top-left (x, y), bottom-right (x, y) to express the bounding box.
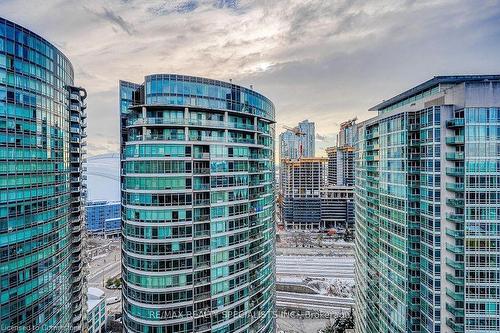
top-left (354, 75), bottom-right (500, 333)
top-left (0, 17), bottom-right (87, 331)
top-left (87, 287), bottom-right (107, 333)
top-left (298, 119), bottom-right (315, 157)
top-left (326, 118), bottom-right (356, 187)
top-left (120, 74), bottom-right (276, 332)
top-left (86, 200), bottom-right (120, 237)
top-left (279, 130), bottom-right (299, 160)
top-left (279, 119), bottom-right (315, 161)
top-left (326, 146), bottom-right (355, 187)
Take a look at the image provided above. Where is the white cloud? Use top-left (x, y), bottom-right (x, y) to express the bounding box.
top-left (1, 0), bottom-right (499, 156)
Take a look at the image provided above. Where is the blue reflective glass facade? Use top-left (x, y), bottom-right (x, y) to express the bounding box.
top-left (0, 18), bottom-right (87, 332)
top-left (120, 75), bottom-right (276, 333)
top-left (355, 76), bottom-right (500, 333)
top-left (86, 200), bottom-right (120, 233)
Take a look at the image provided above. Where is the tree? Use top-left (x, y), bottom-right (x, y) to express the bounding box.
top-left (319, 308), bottom-right (355, 333)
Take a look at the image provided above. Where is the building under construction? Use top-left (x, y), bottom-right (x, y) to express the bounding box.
top-left (326, 117), bottom-right (356, 186)
top-left (281, 157), bottom-right (354, 229)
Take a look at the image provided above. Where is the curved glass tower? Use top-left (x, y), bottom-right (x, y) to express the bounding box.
top-left (120, 74), bottom-right (276, 333)
top-left (0, 18), bottom-right (87, 331)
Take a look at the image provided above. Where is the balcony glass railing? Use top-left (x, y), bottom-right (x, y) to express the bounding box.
top-left (446, 136), bottom-right (465, 145)
top-left (446, 243), bottom-right (464, 254)
top-left (446, 183), bottom-right (464, 192)
top-left (446, 152), bottom-right (465, 160)
top-left (446, 257), bottom-right (464, 270)
top-left (446, 213), bottom-right (464, 223)
top-left (446, 118), bottom-right (465, 128)
top-left (446, 167), bottom-right (464, 176)
top-left (446, 273), bottom-right (464, 286)
top-left (446, 198), bottom-right (464, 207)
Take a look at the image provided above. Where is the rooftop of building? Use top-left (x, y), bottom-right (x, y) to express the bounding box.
top-left (282, 157), bottom-right (328, 165)
top-left (369, 75), bottom-right (500, 111)
top-left (86, 200), bottom-right (120, 207)
top-left (87, 287), bottom-right (105, 312)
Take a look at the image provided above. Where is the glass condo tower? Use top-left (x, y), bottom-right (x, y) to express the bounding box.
top-left (119, 74), bottom-right (276, 333)
top-left (0, 18), bottom-right (87, 331)
top-left (354, 75), bottom-right (500, 333)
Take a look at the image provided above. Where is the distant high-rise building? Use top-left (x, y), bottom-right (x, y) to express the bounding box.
top-left (86, 200), bottom-right (120, 237)
top-left (281, 157), bottom-right (353, 229)
top-left (279, 119), bottom-right (315, 161)
top-left (281, 158), bottom-right (327, 229)
top-left (354, 75), bottom-right (500, 333)
top-left (0, 17), bottom-right (87, 331)
top-left (326, 146), bottom-right (355, 186)
top-left (119, 74), bottom-right (276, 333)
top-left (279, 130), bottom-right (300, 160)
top-left (326, 118), bottom-right (356, 186)
top-left (298, 119), bottom-right (315, 157)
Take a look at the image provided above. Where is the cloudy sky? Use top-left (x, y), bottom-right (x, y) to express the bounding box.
top-left (2, 0), bottom-right (499, 156)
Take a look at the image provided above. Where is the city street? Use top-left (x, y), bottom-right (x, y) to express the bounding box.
top-left (87, 239), bottom-right (122, 314)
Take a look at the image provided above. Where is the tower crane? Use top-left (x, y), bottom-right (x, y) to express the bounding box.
top-left (282, 125), bottom-right (306, 159)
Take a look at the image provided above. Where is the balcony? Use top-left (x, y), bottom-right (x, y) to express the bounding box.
top-left (446, 213), bottom-right (464, 223)
top-left (365, 131), bottom-right (379, 140)
top-left (445, 228), bottom-right (464, 239)
top-left (446, 118), bottom-right (465, 128)
top-left (409, 139), bottom-right (420, 147)
top-left (446, 318), bottom-right (464, 333)
top-left (366, 143), bottom-right (380, 151)
top-left (446, 167), bottom-right (464, 176)
top-left (194, 230), bottom-right (210, 238)
top-left (446, 152), bottom-right (464, 161)
top-left (446, 183), bottom-right (464, 192)
top-left (193, 199), bottom-right (210, 206)
top-left (71, 186), bottom-right (81, 193)
top-left (194, 215), bottom-right (210, 222)
top-left (228, 122), bottom-right (254, 130)
top-left (446, 243), bottom-right (464, 254)
top-left (193, 152), bottom-right (210, 159)
top-left (70, 93), bottom-right (80, 101)
top-left (194, 244), bottom-right (210, 252)
top-left (193, 184), bottom-right (210, 191)
top-left (193, 168), bottom-right (210, 175)
top-left (446, 303), bottom-right (464, 317)
top-left (446, 273), bottom-right (464, 286)
top-left (446, 288), bottom-right (464, 301)
top-left (446, 136), bottom-right (465, 145)
top-left (446, 198), bottom-right (464, 207)
top-left (446, 257), bottom-right (464, 270)
top-left (407, 166), bottom-right (420, 174)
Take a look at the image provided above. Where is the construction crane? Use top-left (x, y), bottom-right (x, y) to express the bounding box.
top-left (339, 117), bottom-right (357, 129)
top-left (282, 125), bottom-right (306, 159)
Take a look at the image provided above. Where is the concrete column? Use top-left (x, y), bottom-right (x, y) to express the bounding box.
top-left (184, 108), bottom-right (189, 140)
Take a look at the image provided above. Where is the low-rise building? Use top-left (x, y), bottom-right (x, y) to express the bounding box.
top-left (86, 200), bottom-right (120, 236)
top-left (87, 287), bottom-right (106, 333)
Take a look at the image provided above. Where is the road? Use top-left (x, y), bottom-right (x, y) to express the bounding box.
top-left (277, 291), bottom-right (354, 311)
top-left (87, 241), bottom-right (122, 314)
top-left (276, 255), bottom-right (355, 279)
